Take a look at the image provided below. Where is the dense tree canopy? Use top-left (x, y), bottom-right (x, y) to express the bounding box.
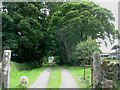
top-left (2, 1), bottom-right (118, 65)
top-left (50, 2), bottom-right (117, 64)
top-left (2, 2), bottom-right (49, 64)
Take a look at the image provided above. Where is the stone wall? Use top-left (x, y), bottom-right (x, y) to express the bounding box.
top-left (118, 64), bottom-right (120, 80)
top-left (93, 53), bottom-right (120, 88)
top-left (100, 61), bottom-right (120, 88)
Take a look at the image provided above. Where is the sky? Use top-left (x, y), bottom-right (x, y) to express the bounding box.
top-left (90, 0), bottom-right (119, 53)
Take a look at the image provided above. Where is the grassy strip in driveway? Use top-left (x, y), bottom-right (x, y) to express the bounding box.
top-left (64, 66), bottom-right (91, 88)
top-left (47, 66), bottom-right (61, 88)
top-left (10, 62), bottom-right (47, 88)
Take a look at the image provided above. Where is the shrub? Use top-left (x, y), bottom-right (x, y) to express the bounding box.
top-left (71, 37), bottom-right (100, 66)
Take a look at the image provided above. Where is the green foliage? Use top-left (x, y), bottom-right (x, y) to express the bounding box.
top-left (2, 2), bottom-right (49, 64)
top-left (2, 2), bottom-right (118, 66)
top-left (46, 2), bottom-right (63, 16)
top-left (72, 37), bottom-right (100, 65)
top-left (50, 2), bottom-right (116, 41)
top-left (50, 1), bottom-right (116, 64)
top-left (10, 62), bottom-right (46, 88)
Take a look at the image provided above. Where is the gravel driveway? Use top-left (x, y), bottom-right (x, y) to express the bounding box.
top-left (60, 67), bottom-right (79, 88)
top-left (29, 66), bottom-right (79, 89)
top-left (29, 67), bottom-right (51, 88)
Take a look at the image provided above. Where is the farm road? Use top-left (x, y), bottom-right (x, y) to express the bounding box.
top-left (60, 67), bottom-right (79, 88)
top-left (29, 66), bottom-right (79, 89)
top-left (29, 67), bottom-right (51, 88)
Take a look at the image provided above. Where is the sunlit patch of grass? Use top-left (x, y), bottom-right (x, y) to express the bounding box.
top-left (10, 62), bottom-right (46, 88)
top-left (47, 66), bottom-right (61, 88)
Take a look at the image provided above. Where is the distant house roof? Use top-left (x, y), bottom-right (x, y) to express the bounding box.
top-left (111, 45), bottom-right (120, 50)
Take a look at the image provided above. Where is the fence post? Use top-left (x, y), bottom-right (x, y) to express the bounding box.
top-left (92, 52), bottom-right (101, 88)
top-left (2, 50), bottom-right (11, 88)
top-left (91, 57), bottom-right (93, 88)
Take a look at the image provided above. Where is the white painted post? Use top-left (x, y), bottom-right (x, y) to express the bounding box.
top-left (2, 50), bottom-right (11, 88)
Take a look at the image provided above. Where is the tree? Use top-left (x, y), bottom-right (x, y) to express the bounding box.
top-left (46, 2), bottom-right (63, 16)
top-left (2, 2), bottom-right (49, 64)
top-left (72, 37), bottom-right (100, 66)
top-left (50, 1), bottom-right (116, 64)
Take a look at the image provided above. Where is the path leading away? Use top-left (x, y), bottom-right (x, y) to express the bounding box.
top-left (60, 67), bottom-right (79, 88)
top-left (29, 67), bottom-right (51, 88)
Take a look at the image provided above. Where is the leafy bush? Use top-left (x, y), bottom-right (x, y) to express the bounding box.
top-left (72, 37), bottom-right (100, 66)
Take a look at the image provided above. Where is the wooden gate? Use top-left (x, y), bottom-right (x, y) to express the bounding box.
top-left (83, 52), bottom-right (102, 88)
top-left (83, 56), bottom-right (94, 88)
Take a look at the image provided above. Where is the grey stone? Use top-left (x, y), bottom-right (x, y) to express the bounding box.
top-left (102, 79), bottom-right (113, 88)
top-left (92, 53), bottom-right (120, 88)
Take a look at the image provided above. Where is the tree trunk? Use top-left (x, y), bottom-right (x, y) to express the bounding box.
top-left (62, 41), bottom-right (71, 64)
top-left (57, 34), bottom-right (71, 64)
top-left (66, 48), bottom-right (70, 64)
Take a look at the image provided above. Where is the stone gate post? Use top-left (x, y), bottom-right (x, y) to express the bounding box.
top-left (0, 58), bottom-right (1, 88)
top-left (92, 52), bottom-right (102, 88)
top-left (2, 50), bottom-right (11, 88)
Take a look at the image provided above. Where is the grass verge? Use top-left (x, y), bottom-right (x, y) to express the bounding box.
top-left (47, 66), bottom-right (61, 88)
top-left (64, 66), bottom-right (91, 88)
top-left (10, 62), bottom-right (47, 88)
